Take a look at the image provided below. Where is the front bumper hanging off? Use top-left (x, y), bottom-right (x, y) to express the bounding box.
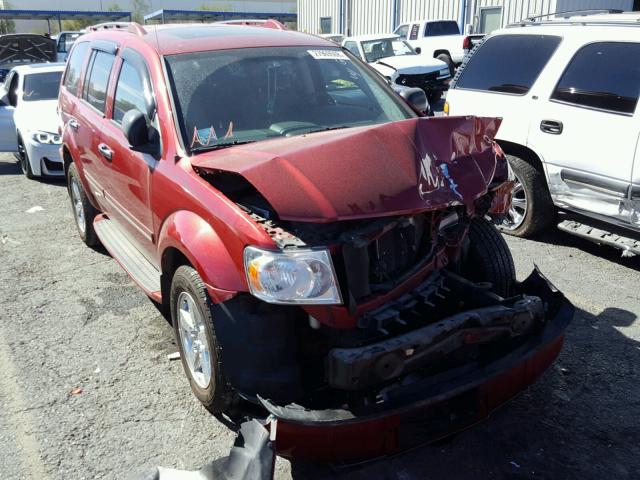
top-left (260, 268), bottom-right (574, 461)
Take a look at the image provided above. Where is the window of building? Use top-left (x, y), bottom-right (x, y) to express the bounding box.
top-left (63, 41), bottom-right (89, 96)
top-left (113, 61), bottom-right (149, 123)
top-left (479, 7), bottom-right (502, 33)
top-left (551, 42), bottom-right (640, 114)
top-left (320, 17), bottom-right (332, 34)
top-left (83, 50), bottom-right (115, 113)
top-left (456, 34), bottom-right (561, 94)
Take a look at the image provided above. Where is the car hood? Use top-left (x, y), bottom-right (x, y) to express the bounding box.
top-left (192, 116), bottom-right (503, 222)
top-left (15, 100), bottom-right (59, 133)
top-left (374, 55), bottom-right (447, 74)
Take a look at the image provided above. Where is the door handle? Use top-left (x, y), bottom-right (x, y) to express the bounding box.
top-left (98, 143), bottom-right (113, 161)
top-left (540, 119), bottom-right (563, 135)
top-left (68, 118), bottom-right (79, 131)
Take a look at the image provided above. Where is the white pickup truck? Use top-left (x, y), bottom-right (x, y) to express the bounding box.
top-left (393, 20), bottom-right (468, 72)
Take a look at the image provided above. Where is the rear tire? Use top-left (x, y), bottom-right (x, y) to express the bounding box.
top-left (465, 217), bottom-right (516, 298)
top-left (170, 265), bottom-right (237, 415)
top-left (67, 162), bottom-right (98, 246)
top-left (497, 154), bottom-right (556, 238)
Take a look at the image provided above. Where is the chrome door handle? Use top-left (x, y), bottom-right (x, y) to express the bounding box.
top-left (98, 143), bottom-right (113, 161)
top-left (540, 119), bottom-right (563, 135)
top-left (68, 118), bottom-right (79, 131)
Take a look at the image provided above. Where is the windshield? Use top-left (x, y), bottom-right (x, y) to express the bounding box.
top-left (362, 38), bottom-right (414, 62)
top-left (22, 71), bottom-right (62, 102)
top-left (165, 46), bottom-right (413, 152)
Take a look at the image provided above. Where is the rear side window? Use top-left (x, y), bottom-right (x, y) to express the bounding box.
top-left (394, 24), bottom-right (409, 39)
top-left (551, 42), bottom-right (640, 115)
top-left (424, 21), bottom-right (460, 37)
top-left (113, 61), bottom-right (148, 123)
top-left (343, 41), bottom-right (361, 59)
top-left (63, 41), bottom-right (89, 95)
top-left (83, 50), bottom-right (115, 113)
top-left (456, 34), bottom-right (561, 94)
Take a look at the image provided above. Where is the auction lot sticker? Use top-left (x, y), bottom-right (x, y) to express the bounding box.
top-left (308, 49), bottom-right (349, 60)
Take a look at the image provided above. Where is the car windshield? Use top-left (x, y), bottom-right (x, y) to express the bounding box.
top-left (165, 46), bottom-right (414, 152)
top-left (22, 71), bottom-right (62, 102)
top-left (362, 38), bottom-right (413, 62)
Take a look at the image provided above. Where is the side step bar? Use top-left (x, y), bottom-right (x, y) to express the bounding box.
top-left (94, 215), bottom-right (162, 298)
top-left (558, 220), bottom-right (640, 257)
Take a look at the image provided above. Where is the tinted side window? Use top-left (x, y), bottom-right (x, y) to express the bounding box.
top-left (83, 50), bottom-right (115, 113)
top-left (456, 34), bottom-right (560, 94)
top-left (425, 21), bottom-right (460, 37)
top-left (551, 42), bottom-right (640, 114)
top-left (113, 61), bottom-right (148, 123)
top-left (63, 41), bottom-right (89, 95)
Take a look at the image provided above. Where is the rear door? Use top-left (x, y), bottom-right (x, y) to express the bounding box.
top-left (99, 48), bottom-right (156, 259)
top-left (72, 44), bottom-right (117, 211)
top-left (0, 71), bottom-right (18, 151)
top-left (528, 39), bottom-right (640, 225)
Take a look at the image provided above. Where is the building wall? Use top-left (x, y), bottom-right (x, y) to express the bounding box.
top-left (298, 0), bottom-right (635, 36)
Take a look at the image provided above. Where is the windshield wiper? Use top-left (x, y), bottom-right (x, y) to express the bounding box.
top-left (190, 140), bottom-right (256, 153)
top-left (304, 125), bottom-right (352, 135)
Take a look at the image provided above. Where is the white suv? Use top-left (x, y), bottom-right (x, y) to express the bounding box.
top-left (446, 12), bottom-right (640, 255)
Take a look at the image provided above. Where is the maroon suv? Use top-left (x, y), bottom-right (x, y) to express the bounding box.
top-left (59, 22), bottom-right (573, 461)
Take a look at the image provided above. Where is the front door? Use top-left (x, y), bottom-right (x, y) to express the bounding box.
top-left (99, 52), bottom-right (156, 261)
top-left (528, 39), bottom-right (640, 226)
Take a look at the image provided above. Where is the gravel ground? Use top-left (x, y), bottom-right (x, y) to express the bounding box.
top-left (1, 152), bottom-right (639, 480)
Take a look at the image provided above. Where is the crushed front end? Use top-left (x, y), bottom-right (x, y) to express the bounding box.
top-left (193, 116), bottom-right (574, 461)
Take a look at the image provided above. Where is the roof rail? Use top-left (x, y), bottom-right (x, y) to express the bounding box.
top-left (88, 22), bottom-right (146, 36)
top-left (215, 19), bottom-right (287, 30)
top-left (522, 8), bottom-right (623, 23)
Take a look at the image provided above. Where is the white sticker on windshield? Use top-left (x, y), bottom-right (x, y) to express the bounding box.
top-left (307, 49), bottom-right (348, 60)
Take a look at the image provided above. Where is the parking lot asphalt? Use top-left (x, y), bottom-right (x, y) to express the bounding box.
top-left (1, 151), bottom-right (639, 480)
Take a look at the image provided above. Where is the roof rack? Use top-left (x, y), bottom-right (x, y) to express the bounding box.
top-left (523, 8), bottom-right (623, 22)
top-left (88, 22), bottom-right (146, 36)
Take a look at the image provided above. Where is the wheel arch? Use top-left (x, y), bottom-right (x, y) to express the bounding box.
top-left (158, 210), bottom-right (244, 308)
top-left (497, 140), bottom-right (548, 178)
top-left (433, 49), bottom-right (451, 59)
top-left (62, 144), bottom-right (73, 178)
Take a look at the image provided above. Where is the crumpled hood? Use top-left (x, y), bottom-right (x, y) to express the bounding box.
top-left (374, 55), bottom-right (447, 75)
top-left (15, 100), bottom-right (59, 134)
top-left (192, 116), bottom-right (503, 222)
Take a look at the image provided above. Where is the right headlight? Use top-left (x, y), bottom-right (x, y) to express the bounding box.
top-left (243, 246), bottom-right (342, 305)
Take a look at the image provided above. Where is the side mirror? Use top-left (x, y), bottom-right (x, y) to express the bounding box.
top-left (399, 87), bottom-right (429, 115)
top-left (414, 47), bottom-right (422, 54)
top-left (122, 109), bottom-right (158, 156)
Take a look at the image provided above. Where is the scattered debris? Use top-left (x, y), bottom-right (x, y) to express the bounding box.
top-left (70, 386), bottom-right (83, 396)
top-left (94, 367), bottom-right (101, 374)
top-left (167, 352), bottom-right (181, 361)
top-left (510, 461), bottom-right (521, 469)
top-left (25, 206), bottom-right (44, 213)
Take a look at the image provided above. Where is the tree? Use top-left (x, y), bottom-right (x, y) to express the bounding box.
top-left (106, 3), bottom-right (123, 12)
top-left (131, 0), bottom-right (151, 23)
top-left (197, 2), bottom-right (232, 12)
top-left (0, 0), bottom-right (16, 35)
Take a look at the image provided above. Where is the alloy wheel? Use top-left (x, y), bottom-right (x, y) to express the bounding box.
top-left (500, 171), bottom-right (527, 231)
top-left (70, 179), bottom-right (86, 235)
top-left (177, 291), bottom-right (212, 389)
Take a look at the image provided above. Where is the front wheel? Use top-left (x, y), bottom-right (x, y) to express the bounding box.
top-left (67, 162), bottom-right (98, 246)
top-left (170, 265), bottom-right (237, 415)
top-left (16, 136), bottom-right (34, 179)
top-left (496, 154), bottom-right (556, 238)
top-left (464, 217), bottom-right (516, 298)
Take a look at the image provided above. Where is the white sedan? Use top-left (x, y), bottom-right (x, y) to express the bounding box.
top-left (0, 63), bottom-right (65, 178)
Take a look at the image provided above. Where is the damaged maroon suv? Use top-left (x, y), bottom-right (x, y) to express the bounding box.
top-left (59, 23), bottom-right (573, 460)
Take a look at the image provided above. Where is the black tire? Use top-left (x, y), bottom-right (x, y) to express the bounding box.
top-left (427, 90), bottom-right (442, 104)
top-left (436, 53), bottom-right (455, 75)
top-left (67, 162), bottom-right (98, 246)
top-left (465, 217), bottom-right (516, 298)
top-left (170, 265), bottom-right (237, 415)
top-left (16, 136), bottom-right (34, 179)
top-left (498, 154), bottom-right (556, 238)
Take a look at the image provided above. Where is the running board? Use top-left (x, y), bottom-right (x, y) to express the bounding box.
top-left (558, 220), bottom-right (640, 257)
top-left (94, 215), bottom-right (162, 297)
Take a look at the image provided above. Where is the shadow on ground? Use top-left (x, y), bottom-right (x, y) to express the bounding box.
top-left (289, 305), bottom-right (640, 479)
